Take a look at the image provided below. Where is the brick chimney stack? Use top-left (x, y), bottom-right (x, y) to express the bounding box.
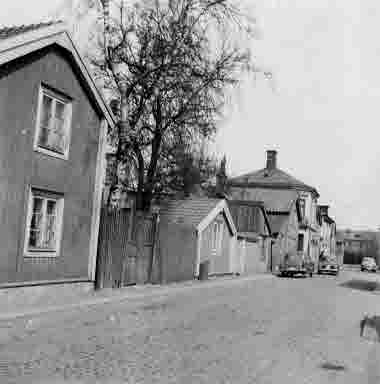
top-left (216, 155), bottom-right (227, 197)
top-left (266, 150), bottom-right (277, 170)
top-left (319, 205), bottom-right (329, 216)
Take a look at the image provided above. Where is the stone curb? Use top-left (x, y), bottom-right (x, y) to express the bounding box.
top-left (0, 274), bottom-right (274, 322)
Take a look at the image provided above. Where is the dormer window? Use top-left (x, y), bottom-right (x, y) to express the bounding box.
top-left (34, 85), bottom-right (72, 159)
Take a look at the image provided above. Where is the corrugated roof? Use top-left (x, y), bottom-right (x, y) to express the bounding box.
top-left (229, 167), bottom-right (319, 196)
top-left (0, 21), bottom-right (62, 40)
top-left (228, 201), bottom-right (266, 234)
top-left (267, 214), bottom-right (289, 235)
top-left (159, 197), bottom-right (222, 230)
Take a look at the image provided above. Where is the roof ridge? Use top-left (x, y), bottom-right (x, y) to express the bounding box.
top-left (229, 166), bottom-right (318, 196)
top-left (0, 20), bottom-right (63, 40)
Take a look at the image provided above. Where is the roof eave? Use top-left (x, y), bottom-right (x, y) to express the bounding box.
top-left (196, 199), bottom-right (237, 236)
top-left (228, 181), bottom-right (319, 198)
top-left (0, 23), bottom-right (116, 128)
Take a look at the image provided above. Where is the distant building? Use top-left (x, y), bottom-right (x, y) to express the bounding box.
top-left (318, 205), bottom-right (337, 263)
top-left (228, 150), bottom-right (321, 268)
top-left (337, 229), bottom-right (379, 265)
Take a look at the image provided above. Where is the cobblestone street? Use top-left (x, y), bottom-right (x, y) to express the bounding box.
top-left (1, 271), bottom-right (380, 383)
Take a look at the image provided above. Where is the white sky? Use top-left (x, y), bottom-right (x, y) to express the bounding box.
top-left (1, 1), bottom-right (379, 231)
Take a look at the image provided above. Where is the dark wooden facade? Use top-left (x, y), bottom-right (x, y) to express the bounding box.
top-left (0, 45), bottom-right (104, 285)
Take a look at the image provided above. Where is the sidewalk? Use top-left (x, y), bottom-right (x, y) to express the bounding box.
top-left (0, 273), bottom-right (274, 322)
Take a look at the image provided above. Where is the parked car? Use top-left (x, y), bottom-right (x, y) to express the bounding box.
top-left (279, 253), bottom-right (315, 277)
top-left (361, 257), bottom-right (378, 273)
top-left (318, 254), bottom-right (339, 276)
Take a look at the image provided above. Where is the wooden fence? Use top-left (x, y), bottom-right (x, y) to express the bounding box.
top-left (95, 207), bottom-right (159, 289)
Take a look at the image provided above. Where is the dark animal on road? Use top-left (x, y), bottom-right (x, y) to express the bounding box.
top-left (360, 314), bottom-right (380, 341)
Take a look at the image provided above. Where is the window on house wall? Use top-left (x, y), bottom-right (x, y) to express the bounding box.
top-left (212, 222), bottom-right (218, 250)
top-left (34, 85), bottom-right (72, 159)
top-left (24, 188), bottom-right (64, 257)
top-left (212, 221), bottom-right (223, 253)
top-left (297, 233), bottom-right (304, 252)
top-left (312, 201), bottom-right (317, 224)
top-left (299, 199), bottom-right (306, 219)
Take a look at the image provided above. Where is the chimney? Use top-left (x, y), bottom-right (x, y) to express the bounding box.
top-left (102, 0), bottom-right (110, 56)
top-left (319, 205), bottom-right (329, 216)
top-left (266, 150), bottom-right (277, 170)
top-left (216, 155), bottom-right (227, 197)
top-left (102, 0), bottom-right (110, 31)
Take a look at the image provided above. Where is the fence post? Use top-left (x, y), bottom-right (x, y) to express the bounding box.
top-left (148, 212), bottom-right (160, 283)
top-left (95, 207), bottom-right (105, 290)
top-left (121, 207), bottom-right (134, 286)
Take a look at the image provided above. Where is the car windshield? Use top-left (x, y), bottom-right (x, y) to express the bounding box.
top-left (321, 256), bottom-right (336, 263)
top-left (363, 258), bottom-right (375, 264)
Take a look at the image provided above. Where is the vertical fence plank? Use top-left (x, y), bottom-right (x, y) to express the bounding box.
top-left (96, 206), bottom-right (159, 289)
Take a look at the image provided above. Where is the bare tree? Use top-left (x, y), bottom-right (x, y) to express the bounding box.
top-left (157, 138), bottom-right (219, 197)
top-left (92, 0), bottom-right (258, 211)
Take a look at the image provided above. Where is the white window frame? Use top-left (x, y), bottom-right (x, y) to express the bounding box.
top-left (212, 220), bottom-right (223, 255)
top-left (34, 84), bottom-right (73, 160)
top-left (24, 187), bottom-right (64, 258)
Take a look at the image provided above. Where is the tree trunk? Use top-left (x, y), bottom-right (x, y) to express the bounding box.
top-left (143, 131), bottom-right (162, 211)
top-left (135, 146), bottom-right (146, 211)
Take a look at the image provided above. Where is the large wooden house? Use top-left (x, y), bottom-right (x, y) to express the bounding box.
top-left (0, 21), bottom-right (114, 289)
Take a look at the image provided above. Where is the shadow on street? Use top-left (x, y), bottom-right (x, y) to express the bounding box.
top-left (340, 279), bottom-right (380, 292)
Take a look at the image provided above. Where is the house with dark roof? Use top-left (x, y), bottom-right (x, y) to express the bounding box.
top-left (228, 150), bottom-right (321, 272)
top-left (235, 189), bottom-right (304, 272)
top-left (0, 21), bottom-right (115, 290)
top-left (227, 200), bottom-right (272, 274)
top-left (157, 197), bottom-right (237, 282)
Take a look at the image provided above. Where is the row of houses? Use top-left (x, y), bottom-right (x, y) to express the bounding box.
top-left (153, 149), bottom-right (338, 282)
top-left (226, 150), bottom-right (338, 274)
top-left (0, 21), bottom-right (339, 303)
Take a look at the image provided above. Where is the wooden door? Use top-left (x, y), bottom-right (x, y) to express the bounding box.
top-left (210, 219), bottom-right (229, 275)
